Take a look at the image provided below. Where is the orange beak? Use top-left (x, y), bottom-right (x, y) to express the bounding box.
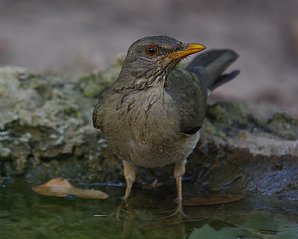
top-left (166, 43), bottom-right (206, 61)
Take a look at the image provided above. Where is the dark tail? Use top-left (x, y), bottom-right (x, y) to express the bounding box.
top-left (186, 49), bottom-right (239, 91)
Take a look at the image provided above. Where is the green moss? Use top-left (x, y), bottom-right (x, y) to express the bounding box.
top-left (78, 73), bottom-right (109, 97)
top-left (267, 112), bottom-right (298, 140)
top-left (207, 102), bottom-right (249, 127)
top-left (0, 146), bottom-right (11, 158)
top-left (78, 55), bottom-right (124, 98)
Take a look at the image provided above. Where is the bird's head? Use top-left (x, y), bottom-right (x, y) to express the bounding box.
top-left (117, 36), bottom-right (205, 90)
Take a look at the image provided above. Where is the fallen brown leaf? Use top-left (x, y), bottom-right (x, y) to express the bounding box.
top-left (32, 178), bottom-right (109, 200)
top-left (183, 194), bottom-right (244, 206)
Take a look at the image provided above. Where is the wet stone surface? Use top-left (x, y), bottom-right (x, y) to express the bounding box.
top-left (0, 60), bottom-right (297, 201)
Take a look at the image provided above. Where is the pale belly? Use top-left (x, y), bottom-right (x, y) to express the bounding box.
top-left (108, 129), bottom-right (200, 168)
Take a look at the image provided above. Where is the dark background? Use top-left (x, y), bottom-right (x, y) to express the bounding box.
top-left (0, 0), bottom-right (297, 115)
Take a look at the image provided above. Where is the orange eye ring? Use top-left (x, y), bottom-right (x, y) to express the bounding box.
top-left (146, 45), bottom-right (158, 56)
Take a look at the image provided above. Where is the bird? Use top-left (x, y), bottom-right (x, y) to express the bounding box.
top-left (93, 35), bottom-right (239, 215)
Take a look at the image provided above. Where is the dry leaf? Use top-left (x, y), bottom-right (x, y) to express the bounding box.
top-left (183, 194), bottom-right (244, 206)
top-left (32, 178), bottom-right (109, 200)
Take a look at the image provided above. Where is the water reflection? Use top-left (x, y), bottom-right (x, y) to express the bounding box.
top-left (0, 181), bottom-right (297, 239)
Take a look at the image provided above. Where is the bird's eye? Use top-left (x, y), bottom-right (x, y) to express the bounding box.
top-left (146, 45), bottom-right (158, 56)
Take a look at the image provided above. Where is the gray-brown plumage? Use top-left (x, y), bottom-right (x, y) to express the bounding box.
top-left (93, 36), bottom-right (239, 214)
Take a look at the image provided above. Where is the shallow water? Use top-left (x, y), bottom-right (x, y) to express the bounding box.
top-left (0, 181), bottom-right (297, 239)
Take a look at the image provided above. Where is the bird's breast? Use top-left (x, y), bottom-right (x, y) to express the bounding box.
top-left (103, 86), bottom-right (197, 168)
top-left (116, 86), bottom-right (180, 143)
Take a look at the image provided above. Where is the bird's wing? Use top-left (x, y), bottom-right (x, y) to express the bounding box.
top-left (165, 69), bottom-right (207, 135)
top-left (166, 50), bottom-right (239, 135)
top-left (92, 87), bottom-right (112, 130)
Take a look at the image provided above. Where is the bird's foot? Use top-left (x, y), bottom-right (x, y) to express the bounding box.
top-left (115, 200), bottom-right (133, 221)
top-left (158, 202), bottom-right (187, 221)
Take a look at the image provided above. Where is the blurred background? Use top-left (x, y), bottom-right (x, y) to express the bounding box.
top-left (0, 0), bottom-right (297, 115)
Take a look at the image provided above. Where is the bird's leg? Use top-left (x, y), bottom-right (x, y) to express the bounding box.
top-left (114, 161), bottom-right (136, 221)
top-left (173, 160), bottom-right (186, 217)
top-left (123, 160), bottom-right (136, 200)
top-left (158, 161), bottom-right (187, 220)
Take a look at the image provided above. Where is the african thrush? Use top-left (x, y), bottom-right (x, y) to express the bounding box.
top-left (93, 36), bottom-right (239, 214)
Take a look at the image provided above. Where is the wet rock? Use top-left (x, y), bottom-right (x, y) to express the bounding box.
top-left (188, 102), bottom-right (298, 200)
top-left (0, 61), bottom-right (297, 200)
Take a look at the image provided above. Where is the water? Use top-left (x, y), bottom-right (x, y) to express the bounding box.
top-left (0, 181), bottom-right (297, 239)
